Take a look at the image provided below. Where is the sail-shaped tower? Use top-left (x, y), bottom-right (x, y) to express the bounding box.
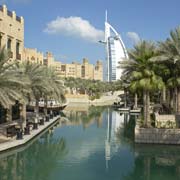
top-left (101, 11), bottom-right (128, 82)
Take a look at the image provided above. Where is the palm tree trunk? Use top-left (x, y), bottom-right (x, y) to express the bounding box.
top-left (44, 97), bottom-right (48, 116)
top-left (146, 91), bottom-right (151, 127)
top-left (143, 90), bottom-right (150, 127)
top-left (34, 99), bottom-right (39, 118)
top-left (170, 89), bottom-right (174, 109)
top-left (124, 89), bottom-right (127, 108)
top-left (143, 90), bottom-right (147, 127)
top-left (162, 86), bottom-right (166, 102)
top-left (20, 104), bottom-right (26, 129)
top-left (174, 87), bottom-right (178, 113)
top-left (177, 87), bottom-right (180, 114)
top-left (167, 89), bottom-right (170, 107)
top-left (134, 93), bottom-right (138, 109)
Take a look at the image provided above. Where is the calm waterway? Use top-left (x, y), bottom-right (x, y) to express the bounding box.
top-left (0, 106), bottom-right (180, 180)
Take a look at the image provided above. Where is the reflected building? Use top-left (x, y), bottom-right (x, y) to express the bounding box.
top-left (104, 108), bottom-right (129, 169)
top-left (100, 11), bottom-right (128, 82)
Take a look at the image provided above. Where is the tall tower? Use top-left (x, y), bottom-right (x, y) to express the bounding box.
top-left (101, 11), bottom-right (128, 82)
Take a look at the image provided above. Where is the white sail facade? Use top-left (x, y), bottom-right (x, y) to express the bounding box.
top-left (103, 14), bottom-right (128, 82)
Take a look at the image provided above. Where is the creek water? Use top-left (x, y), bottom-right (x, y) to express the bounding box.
top-left (0, 106), bottom-right (179, 180)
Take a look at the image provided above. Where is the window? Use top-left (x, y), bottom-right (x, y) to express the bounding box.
top-left (31, 56), bottom-right (35, 60)
top-left (7, 38), bottom-right (11, 50)
top-left (16, 42), bottom-right (19, 53)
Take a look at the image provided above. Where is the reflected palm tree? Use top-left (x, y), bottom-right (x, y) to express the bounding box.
top-left (66, 106), bottom-right (106, 128)
top-left (116, 115), bottom-right (136, 145)
top-left (0, 132), bottom-right (68, 180)
top-left (124, 144), bottom-right (180, 180)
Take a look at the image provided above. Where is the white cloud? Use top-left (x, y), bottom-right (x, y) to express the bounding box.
top-left (44, 16), bottom-right (104, 43)
top-left (127, 32), bottom-right (141, 44)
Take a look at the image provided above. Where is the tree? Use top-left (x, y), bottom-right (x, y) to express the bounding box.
top-left (151, 26), bottom-right (180, 113)
top-left (0, 47), bottom-right (29, 123)
top-left (43, 67), bottom-right (66, 116)
top-left (120, 41), bottom-right (164, 127)
top-left (17, 61), bottom-right (49, 119)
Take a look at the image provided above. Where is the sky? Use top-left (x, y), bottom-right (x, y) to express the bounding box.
top-left (1, 0), bottom-right (180, 64)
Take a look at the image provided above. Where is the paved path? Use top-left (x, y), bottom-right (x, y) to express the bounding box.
top-left (0, 116), bottom-right (60, 152)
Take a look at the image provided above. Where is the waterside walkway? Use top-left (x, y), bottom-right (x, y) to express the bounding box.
top-left (0, 115), bottom-right (61, 152)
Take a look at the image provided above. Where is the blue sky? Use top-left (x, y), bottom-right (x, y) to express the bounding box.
top-left (1, 0), bottom-right (180, 64)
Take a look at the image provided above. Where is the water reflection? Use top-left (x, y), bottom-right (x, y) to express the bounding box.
top-left (64, 105), bottom-right (106, 128)
top-left (0, 106), bottom-right (180, 179)
top-left (124, 144), bottom-right (180, 180)
top-left (0, 132), bottom-right (67, 180)
top-left (105, 109), bottom-right (131, 169)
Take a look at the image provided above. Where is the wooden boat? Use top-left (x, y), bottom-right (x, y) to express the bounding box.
top-left (27, 100), bottom-right (68, 112)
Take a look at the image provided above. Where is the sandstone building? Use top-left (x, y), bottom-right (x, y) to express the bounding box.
top-left (23, 48), bottom-right (43, 64)
top-left (0, 5), bottom-right (103, 81)
top-left (0, 5), bottom-right (24, 60)
top-left (44, 52), bottom-right (103, 81)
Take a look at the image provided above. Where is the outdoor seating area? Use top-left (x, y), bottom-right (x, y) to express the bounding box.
top-left (0, 110), bottom-right (61, 143)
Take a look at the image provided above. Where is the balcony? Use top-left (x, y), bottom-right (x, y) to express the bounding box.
top-left (16, 53), bottom-right (21, 60)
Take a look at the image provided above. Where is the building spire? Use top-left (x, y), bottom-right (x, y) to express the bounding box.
top-left (105, 10), bottom-right (108, 22)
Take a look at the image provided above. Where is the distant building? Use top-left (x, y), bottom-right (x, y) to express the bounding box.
top-left (0, 5), bottom-right (24, 61)
top-left (100, 12), bottom-right (128, 82)
top-left (0, 5), bottom-right (103, 81)
top-left (43, 52), bottom-right (103, 81)
top-left (43, 52), bottom-right (55, 67)
top-left (94, 60), bottom-right (103, 81)
top-left (23, 48), bottom-right (43, 64)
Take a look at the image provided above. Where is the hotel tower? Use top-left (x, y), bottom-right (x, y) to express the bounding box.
top-left (100, 11), bottom-right (128, 82)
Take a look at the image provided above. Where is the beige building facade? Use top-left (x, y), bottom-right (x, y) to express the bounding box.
top-left (94, 60), bottom-right (103, 81)
top-left (43, 52), bottom-right (103, 81)
top-left (0, 5), bottom-right (24, 60)
top-left (23, 48), bottom-right (43, 64)
top-left (0, 5), bottom-right (43, 65)
top-left (1, 5), bottom-right (103, 81)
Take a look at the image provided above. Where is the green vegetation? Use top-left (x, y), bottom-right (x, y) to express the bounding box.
top-left (64, 77), bottom-right (123, 100)
top-left (120, 26), bottom-right (180, 127)
top-left (0, 47), bottom-right (65, 125)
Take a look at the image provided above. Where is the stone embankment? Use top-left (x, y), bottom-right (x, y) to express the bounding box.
top-left (65, 91), bottom-right (123, 106)
top-left (135, 126), bottom-right (180, 145)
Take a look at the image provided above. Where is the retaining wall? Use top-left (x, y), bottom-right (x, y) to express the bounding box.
top-left (135, 126), bottom-right (180, 145)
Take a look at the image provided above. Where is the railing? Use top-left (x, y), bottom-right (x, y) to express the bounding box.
top-left (16, 53), bottom-right (21, 60)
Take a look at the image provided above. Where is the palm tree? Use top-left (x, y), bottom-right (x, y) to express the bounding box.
top-left (0, 47), bottom-right (29, 123)
top-left (151, 26), bottom-right (180, 113)
top-left (43, 67), bottom-right (65, 116)
top-left (120, 41), bottom-right (164, 127)
top-left (17, 61), bottom-right (50, 119)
